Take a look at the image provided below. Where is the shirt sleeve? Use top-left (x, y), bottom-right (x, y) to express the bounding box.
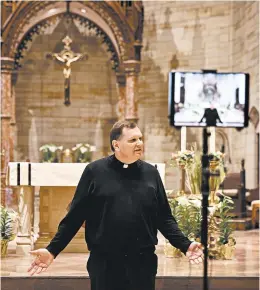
top-left (156, 171), bottom-right (191, 254)
top-left (46, 165), bottom-right (95, 258)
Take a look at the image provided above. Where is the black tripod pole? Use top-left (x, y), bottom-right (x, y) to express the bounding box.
top-left (240, 159), bottom-right (247, 218)
top-left (201, 128), bottom-right (210, 290)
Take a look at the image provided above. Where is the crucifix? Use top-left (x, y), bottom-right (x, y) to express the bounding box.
top-left (51, 35), bottom-right (87, 106)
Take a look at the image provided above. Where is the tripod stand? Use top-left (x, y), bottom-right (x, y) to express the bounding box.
top-left (200, 127), bottom-right (220, 290)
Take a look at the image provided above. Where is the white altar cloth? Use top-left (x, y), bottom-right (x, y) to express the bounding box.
top-left (7, 161), bottom-right (165, 187)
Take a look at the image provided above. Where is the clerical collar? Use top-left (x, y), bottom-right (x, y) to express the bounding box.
top-left (109, 154), bottom-right (140, 169)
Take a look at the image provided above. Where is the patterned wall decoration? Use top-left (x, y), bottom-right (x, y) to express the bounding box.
top-left (14, 12), bottom-right (120, 71)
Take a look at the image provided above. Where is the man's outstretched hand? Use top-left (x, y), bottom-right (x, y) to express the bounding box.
top-left (186, 242), bottom-right (204, 264)
top-left (28, 249), bottom-right (54, 276)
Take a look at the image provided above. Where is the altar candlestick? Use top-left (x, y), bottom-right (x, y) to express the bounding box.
top-left (209, 127), bottom-right (216, 153)
top-left (181, 127), bottom-right (187, 151)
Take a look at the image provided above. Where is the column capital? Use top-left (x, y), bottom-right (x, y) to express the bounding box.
top-left (1, 57), bottom-right (15, 73)
top-left (1, 114), bottom-right (12, 120)
top-left (123, 60), bottom-right (141, 74)
top-left (115, 73), bottom-right (126, 86)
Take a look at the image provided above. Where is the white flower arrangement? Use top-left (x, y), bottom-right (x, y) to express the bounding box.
top-left (39, 144), bottom-right (63, 162)
top-left (170, 150), bottom-right (195, 169)
top-left (72, 143), bottom-right (96, 163)
top-left (208, 151), bottom-right (225, 162)
top-left (72, 143), bottom-right (96, 153)
top-left (39, 144), bottom-right (63, 152)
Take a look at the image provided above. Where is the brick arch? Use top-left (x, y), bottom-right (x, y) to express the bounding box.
top-left (2, 1), bottom-right (144, 70)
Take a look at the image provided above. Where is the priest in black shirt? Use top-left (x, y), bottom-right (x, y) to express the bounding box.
top-left (28, 120), bottom-right (203, 290)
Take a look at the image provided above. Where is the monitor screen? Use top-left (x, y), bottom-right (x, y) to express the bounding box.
top-left (168, 71), bottom-right (249, 128)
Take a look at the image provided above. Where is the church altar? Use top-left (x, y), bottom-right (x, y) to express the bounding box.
top-left (7, 161), bottom-right (165, 255)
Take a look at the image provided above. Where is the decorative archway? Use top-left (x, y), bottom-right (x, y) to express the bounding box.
top-left (13, 12), bottom-right (120, 71)
top-left (2, 1), bottom-right (144, 61)
top-left (216, 129), bottom-right (232, 165)
top-left (1, 1), bottom-right (144, 204)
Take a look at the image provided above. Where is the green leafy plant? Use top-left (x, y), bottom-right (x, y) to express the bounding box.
top-left (0, 206), bottom-right (19, 241)
top-left (215, 194), bottom-right (235, 245)
top-left (169, 196), bottom-right (202, 241)
top-left (168, 193), bottom-right (236, 259)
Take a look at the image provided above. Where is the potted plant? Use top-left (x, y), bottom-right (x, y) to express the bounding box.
top-left (39, 144), bottom-right (63, 162)
top-left (166, 196), bottom-right (202, 257)
top-left (215, 194), bottom-right (236, 259)
top-left (170, 196), bottom-right (202, 240)
top-left (0, 205), bottom-right (19, 257)
top-left (167, 194), bottom-right (236, 260)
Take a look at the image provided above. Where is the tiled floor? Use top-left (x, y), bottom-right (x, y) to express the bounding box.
top-left (1, 230), bottom-right (259, 278)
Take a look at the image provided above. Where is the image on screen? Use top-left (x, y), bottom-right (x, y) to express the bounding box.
top-left (169, 72), bottom-right (249, 127)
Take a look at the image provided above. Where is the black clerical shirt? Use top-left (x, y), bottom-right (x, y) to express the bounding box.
top-left (46, 155), bottom-right (191, 257)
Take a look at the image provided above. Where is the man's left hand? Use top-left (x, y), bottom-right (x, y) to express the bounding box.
top-left (186, 242), bottom-right (204, 264)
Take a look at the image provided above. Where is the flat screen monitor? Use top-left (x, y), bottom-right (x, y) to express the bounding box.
top-left (168, 71), bottom-right (250, 128)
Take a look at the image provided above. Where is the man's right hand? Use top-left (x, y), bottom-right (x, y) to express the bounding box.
top-left (28, 249), bottom-right (54, 276)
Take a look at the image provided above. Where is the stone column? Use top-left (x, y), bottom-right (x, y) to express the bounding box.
top-left (124, 60), bottom-right (141, 123)
top-left (115, 73), bottom-right (126, 121)
top-left (35, 187), bottom-right (52, 248)
top-left (10, 72), bottom-right (17, 162)
top-left (16, 186), bottom-right (34, 255)
top-left (1, 57), bottom-right (14, 205)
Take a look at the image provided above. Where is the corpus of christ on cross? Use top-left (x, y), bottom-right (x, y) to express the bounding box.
top-left (50, 35), bottom-right (87, 106)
